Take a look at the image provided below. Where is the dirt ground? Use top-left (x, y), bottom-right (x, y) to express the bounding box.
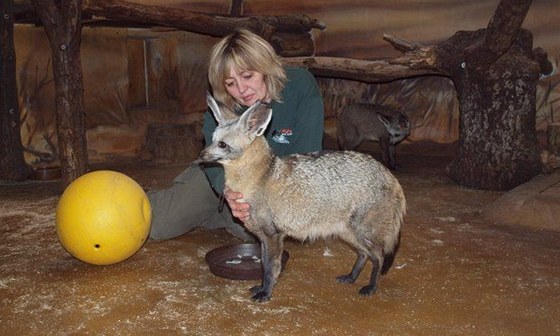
top-left (1, 144), bottom-right (559, 336)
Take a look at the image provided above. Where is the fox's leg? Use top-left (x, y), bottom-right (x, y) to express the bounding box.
top-left (344, 134), bottom-right (363, 151)
top-left (250, 232), bottom-right (284, 302)
top-left (388, 144), bottom-right (397, 169)
top-left (379, 135), bottom-right (393, 169)
top-left (339, 123), bottom-right (363, 150)
top-left (336, 251), bottom-right (367, 284)
top-left (248, 228), bottom-right (268, 296)
top-left (359, 248), bottom-right (384, 296)
top-left (337, 219), bottom-right (384, 295)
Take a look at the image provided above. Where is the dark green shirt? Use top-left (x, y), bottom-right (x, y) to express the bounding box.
top-left (202, 67), bottom-right (325, 193)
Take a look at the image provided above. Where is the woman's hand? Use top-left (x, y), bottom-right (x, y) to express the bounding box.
top-left (224, 186), bottom-right (251, 222)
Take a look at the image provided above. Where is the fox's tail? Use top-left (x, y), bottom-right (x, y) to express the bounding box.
top-left (381, 231), bottom-right (401, 274)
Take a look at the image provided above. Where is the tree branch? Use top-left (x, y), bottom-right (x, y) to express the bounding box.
top-left (383, 34), bottom-right (440, 71)
top-left (466, 0), bottom-right (532, 67)
top-left (82, 0), bottom-right (326, 36)
top-left (283, 56), bottom-right (443, 83)
top-left (81, 0), bottom-right (325, 56)
top-left (383, 34), bottom-right (423, 53)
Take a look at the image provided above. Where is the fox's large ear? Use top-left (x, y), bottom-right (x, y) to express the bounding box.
top-left (206, 92), bottom-right (237, 125)
top-left (239, 101), bottom-right (272, 139)
top-left (398, 115), bottom-right (410, 128)
top-left (377, 113), bottom-right (390, 129)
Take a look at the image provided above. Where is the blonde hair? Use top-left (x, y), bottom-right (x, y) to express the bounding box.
top-left (208, 29), bottom-right (287, 111)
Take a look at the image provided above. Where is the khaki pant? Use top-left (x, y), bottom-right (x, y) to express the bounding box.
top-left (147, 164), bottom-right (252, 241)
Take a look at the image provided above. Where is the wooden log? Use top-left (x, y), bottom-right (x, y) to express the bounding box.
top-left (283, 56), bottom-right (442, 83)
top-left (82, 0), bottom-right (325, 56)
top-left (0, 0), bottom-right (32, 180)
top-left (465, 0), bottom-right (533, 69)
top-left (31, 0), bottom-right (88, 188)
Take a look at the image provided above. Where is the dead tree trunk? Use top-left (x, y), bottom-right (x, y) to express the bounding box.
top-left (399, 2), bottom-right (548, 190)
top-left (286, 0), bottom-right (549, 191)
top-left (437, 0), bottom-right (542, 190)
top-left (0, 0), bottom-right (31, 180)
top-left (32, 0), bottom-right (88, 188)
top-left (442, 28), bottom-right (542, 190)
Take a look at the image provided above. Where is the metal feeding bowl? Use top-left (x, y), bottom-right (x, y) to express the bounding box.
top-left (205, 243), bottom-right (289, 280)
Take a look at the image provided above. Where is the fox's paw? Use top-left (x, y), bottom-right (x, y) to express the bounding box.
top-left (249, 285), bottom-right (263, 295)
top-left (358, 284), bottom-right (377, 296)
top-left (251, 290), bottom-right (271, 303)
top-left (336, 274), bottom-right (356, 284)
top-left (250, 285), bottom-right (271, 302)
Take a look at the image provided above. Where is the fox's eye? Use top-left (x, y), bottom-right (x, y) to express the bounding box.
top-left (218, 141), bottom-right (227, 148)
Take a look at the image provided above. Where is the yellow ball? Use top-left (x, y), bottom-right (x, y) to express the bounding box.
top-left (56, 170), bottom-right (152, 265)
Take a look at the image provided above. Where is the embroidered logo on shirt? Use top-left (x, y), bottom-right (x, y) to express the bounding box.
top-left (272, 128), bottom-right (293, 144)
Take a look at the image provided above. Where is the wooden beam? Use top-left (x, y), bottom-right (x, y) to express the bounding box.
top-left (82, 0), bottom-right (326, 56)
top-left (283, 56), bottom-right (443, 83)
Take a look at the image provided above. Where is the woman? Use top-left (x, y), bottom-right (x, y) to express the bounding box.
top-left (148, 29), bottom-right (324, 241)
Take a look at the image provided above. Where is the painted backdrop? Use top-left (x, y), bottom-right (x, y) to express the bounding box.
top-left (14, 0), bottom-right (560, 163)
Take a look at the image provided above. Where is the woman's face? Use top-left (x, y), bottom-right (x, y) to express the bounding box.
top-left (224, 68), bottom-right (269, 107)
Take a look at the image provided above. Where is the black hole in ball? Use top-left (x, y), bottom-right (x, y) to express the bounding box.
top-left (94, 244), bottom-right (100, 249)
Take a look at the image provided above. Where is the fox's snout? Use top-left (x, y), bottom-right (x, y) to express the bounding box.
top-left (199, 146), bottom-right (219, 163)
top-left (199, 150), bottom-right (210, 162)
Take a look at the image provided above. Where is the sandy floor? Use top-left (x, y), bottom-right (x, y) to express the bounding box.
top-left (1, 147), bottom-right (559, 335)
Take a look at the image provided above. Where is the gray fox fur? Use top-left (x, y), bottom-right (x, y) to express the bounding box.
top-left (338, 103), bottom-right (410, 170)
top-left (200, 93), bottom-right (406, 302)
